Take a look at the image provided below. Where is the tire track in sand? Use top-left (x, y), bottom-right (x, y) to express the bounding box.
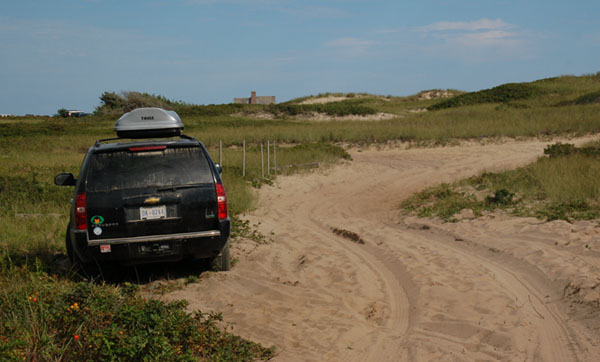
top-left (163, 136), bottom-right (600, 361)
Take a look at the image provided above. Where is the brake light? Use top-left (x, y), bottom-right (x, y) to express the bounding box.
top-left (75, 193), bottom-right (87, 230)
top-left (215, 183), bottom-right (228, 220)
top-left (128, 145), bottom-right (167, 152)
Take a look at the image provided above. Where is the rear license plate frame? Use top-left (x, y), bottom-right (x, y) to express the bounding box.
top-left (139, 243), bottom-right (172, 254)
top-left (140, 205), bottom-right (167, 220)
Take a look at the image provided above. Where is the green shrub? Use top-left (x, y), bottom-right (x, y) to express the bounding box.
top-left (267, 101), bottom-right (377, 117)
top-left (570, 90), bottom-right (600, 105)
top-left (403, 145), bottom-right (600, 222)
top-left (544, 142), bottom-right (577, 157)
top-left (428, 83), bottom-right (544, 110)
top-left (55, 108), bottom-right (69, 118)
top-left (95, 91), bottom-right (181, 115)
top-left (544, 142), bottom-right (600, 158)
top-left (0, 266), bottom-right (275, 361)
top-left (401, 183), bottom-right (482, 221)
top-left (93, 91), bottom-right (380, 119)
top-left (287, 142), bottom-right (352, 161)
top-left (485, 189), bottom-right (515, 205)
top-left (536, 200), bottom-right (596, 221)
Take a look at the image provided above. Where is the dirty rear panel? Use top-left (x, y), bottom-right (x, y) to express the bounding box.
top-left (84, 145), bottom-right (219, 242)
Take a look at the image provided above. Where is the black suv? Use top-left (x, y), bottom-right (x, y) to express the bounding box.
top-left (54, 108), bottom-right (230, 273)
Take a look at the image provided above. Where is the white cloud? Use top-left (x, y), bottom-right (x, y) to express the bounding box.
top-left (455, 30), bottom-right (517, 46)
top-left (432, 29), bottom-right (520, 48)
top-left (413, 18), bottom-right (529, 60)
top-left (417, 18), bottom-right (512, 32)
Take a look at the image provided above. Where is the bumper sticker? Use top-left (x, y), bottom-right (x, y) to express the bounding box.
top-left (93, 227), bottom-right (103, 236)
top-left (91, 215), bottom-right (104, 225)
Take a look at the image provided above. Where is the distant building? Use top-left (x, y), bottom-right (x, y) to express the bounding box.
top-left (0, 114), bottom-right (13, 117)
top-left (234, 91), bottom-right (276, 105)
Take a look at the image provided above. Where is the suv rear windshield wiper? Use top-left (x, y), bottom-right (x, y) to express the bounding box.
top-left (157, 183), bottom-right (209, 192)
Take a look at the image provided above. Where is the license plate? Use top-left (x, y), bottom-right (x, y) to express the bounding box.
top-left (140, 205), bottom-right (167, 220)
top-left (140, 243), bottom-right (171, 254)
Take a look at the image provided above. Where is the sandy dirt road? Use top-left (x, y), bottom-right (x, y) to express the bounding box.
top-left (164, 137), bottom-right (600, 361)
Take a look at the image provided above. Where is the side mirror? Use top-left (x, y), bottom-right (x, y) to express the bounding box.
top-left (215, 164), bottom-right (223, 174)
top-left (54, 173), bottom-right (76, 186)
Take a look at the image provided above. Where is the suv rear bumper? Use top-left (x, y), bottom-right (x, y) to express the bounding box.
top-left (87, 230), bottom-right (221, 245)
top-left (71, 220), bottom-right (230, 264)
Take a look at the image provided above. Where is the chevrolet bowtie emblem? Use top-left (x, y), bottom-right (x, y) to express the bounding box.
top-left (144, 197), bottom-right (161, 204)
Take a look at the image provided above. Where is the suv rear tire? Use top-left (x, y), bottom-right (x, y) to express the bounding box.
top-left (211, 242), bottom-right (230, 271)
top-left (65, 226), bottom-right (74, 264)
top-left (66, 228), bottom-right (103, 279)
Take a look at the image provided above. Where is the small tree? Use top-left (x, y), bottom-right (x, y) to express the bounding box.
top-left (99, 91), bottom-right (124, 109)
top-left (55, 108), bottom-right (69, 117)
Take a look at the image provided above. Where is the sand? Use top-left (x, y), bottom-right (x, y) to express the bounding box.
top-left (163, 136), bottom-right (600, 361)
top-left (300, 96), bottom-right (352, 104)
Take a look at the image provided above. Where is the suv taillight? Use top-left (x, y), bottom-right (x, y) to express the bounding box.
top-left (216, 183), bottom-right (228, 220)
top-left (75, 193), bottom-right (87, 230)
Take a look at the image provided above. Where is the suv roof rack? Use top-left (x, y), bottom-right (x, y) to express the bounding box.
top-left (94, 134), bottom-right (194, 147)
top-left (114, 108), bottom-right (184, 139)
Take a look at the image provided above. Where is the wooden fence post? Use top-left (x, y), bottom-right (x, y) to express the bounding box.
top-left (260, 143), bottom-right (264, 178)
top-left (219, 140), bottom-right (222, 168)
top-left (242, 139), bottom-right (246, 177)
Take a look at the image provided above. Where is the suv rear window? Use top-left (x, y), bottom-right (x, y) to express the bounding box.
top-left (86, 147), bottom-right (214, 192)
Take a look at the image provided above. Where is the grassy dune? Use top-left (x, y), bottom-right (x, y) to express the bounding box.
top-left (402, 142), bottom-right (600, 222)
top-left (2, 72), bottom-right (599, 260)
top-left (1, 73), bottom-right (599, 359)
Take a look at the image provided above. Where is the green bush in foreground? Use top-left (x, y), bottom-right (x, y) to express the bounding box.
top-left (402, 143), bottom-right (600, 222)
top-left (0, 264), bottom-right (275, 361)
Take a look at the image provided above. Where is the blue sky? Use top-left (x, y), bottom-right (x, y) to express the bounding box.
top-left (1, 0), bottom-right (599, 115)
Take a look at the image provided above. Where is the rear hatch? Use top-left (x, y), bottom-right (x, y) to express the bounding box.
top-left (84, 144), bottom-right (219, 242)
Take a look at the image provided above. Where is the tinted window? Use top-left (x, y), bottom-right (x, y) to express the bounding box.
top-left (86, 147), bottom-right (214, 192)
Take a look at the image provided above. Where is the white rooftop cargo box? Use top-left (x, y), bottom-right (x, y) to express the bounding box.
top-left (114, 107), bottom-right (184, 138)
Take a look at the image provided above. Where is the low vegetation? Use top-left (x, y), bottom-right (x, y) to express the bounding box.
top-left (93, 91), bottom-right (381, 118)
top-left (2, 73), bottom-right (600, 359)
top-left (266, 100), bottom-right (377, 117)
top-left (567, 90), bottom-right (600, 105)
top-left (0, 266), bottom-right (274, 361)
top-left (427, 83), bottom-right (544, 110)
top-left (0, 119), bottom-right (351, 360)
top-left (93, 91), bottom-right (249, 118)
top-left (402, 142), bottom-right (600, 222)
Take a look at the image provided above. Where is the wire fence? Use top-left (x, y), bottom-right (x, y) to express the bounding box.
top-left (216, 140), bottom-right (319, 179)
top-left (217, 140), bottom-right (277, 179)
